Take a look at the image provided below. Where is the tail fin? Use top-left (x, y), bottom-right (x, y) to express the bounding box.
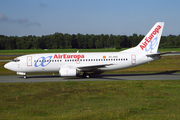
top-left (122, 22), bottom-right (164, 53)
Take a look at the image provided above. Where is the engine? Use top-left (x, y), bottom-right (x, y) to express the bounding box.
top-left (59, 67), bottom-right (78, 76)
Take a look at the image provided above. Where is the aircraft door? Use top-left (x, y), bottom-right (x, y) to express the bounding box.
top-left (131, 54), bottom-right (136, 65)
top-left (76, 59), bottom-right (81, 64)
top-left (27, 56), bottom-right (32, 66)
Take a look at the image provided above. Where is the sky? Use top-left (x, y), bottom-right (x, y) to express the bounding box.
top-left (0, 0), bottom-right (180, 36)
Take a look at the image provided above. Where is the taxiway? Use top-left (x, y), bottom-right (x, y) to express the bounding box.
top-left (0, 73), bottom-right (179, 83)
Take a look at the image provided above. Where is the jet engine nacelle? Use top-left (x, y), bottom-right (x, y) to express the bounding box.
top-left (59, 67), bottom-right (77, 76)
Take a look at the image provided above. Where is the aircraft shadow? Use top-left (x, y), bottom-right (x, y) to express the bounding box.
top-left (23, 70), bottom-right (180, 80)
top-left (103, 70), bottom-right (180, 77)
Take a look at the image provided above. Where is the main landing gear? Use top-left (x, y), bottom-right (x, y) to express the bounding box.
top-left (83, 72), bottom-right (89, 78)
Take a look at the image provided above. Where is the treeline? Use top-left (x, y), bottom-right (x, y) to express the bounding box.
top-left (0, 33), bottom-right (180, 50)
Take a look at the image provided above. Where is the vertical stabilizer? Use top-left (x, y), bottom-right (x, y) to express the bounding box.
top-left (121, 22), bottom-right (164, 53)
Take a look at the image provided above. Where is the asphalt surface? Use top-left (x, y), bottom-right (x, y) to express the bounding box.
top-left (0, 73), bottom-right (180, 83)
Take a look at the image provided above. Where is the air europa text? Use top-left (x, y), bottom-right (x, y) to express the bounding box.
top-left (140, 25), bottom-right (161, 50)
top-left (54, 54), bottom-right (84, 59)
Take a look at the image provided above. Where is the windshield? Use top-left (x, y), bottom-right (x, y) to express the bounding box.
top-left (12, 59), bottom-right (20, 62)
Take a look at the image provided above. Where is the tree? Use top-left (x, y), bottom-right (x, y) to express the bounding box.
top-left (71, 34), bottom-right (77, 48)
top-left (64, 33), bottom-right (72, 49)
top-left (88, 37), bottom-right (94, 49)
top-left (174, 36), bottom-right (180, 48)
top-left (82, 34), bottom-right (89, 49)
top-left (0, 32), bottom-right (179, 50)
top-left (103, 34), bottom-right (109, 48)
top-left (115, 35), bottom-right (122, 49)
top-left (76, 33), bottom-right (83, 48)
top-left (95, 39), bottom-right (100, 48)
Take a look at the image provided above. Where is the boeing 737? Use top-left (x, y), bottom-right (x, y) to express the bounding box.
top-left (4, 22), bottom-right (169, 78)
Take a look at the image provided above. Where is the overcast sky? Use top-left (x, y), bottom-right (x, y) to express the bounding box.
top-left (0, 0), bottom-right (180, 36)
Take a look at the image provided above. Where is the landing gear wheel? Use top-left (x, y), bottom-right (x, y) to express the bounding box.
top-left (86, 75), bottom-right (89, 78)
top-left (23, 75), bottom-right (27, 79)
top-left (83, 72), bottom-right (90, 78)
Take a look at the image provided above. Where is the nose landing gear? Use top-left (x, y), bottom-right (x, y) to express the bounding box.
top-left (17, 72), bottom-right (27, 79)
top-left (23, 75), bottom-right (27, 79)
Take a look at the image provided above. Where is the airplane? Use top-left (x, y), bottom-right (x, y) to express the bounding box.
top-left (4, 22), bottom-right (170, 79)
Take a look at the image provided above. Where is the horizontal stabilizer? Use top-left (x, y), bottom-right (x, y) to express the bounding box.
top-left (146, 52), bottom-right (173, 57)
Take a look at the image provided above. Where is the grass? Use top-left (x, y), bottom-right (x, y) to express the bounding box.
top-left (158, 48), bottom-right (180, 52)
top-left (112, 55), bottom-right (180, 74)
top-left (1, 81), bottom-right (180, 119)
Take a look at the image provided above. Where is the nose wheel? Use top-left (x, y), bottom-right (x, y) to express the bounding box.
top-left (23, 75), bottom-right (27, 79)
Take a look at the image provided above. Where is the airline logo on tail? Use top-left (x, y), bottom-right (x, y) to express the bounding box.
top-left (145, 37), bottom-right (158, 52)
top-left (140, 25), bottom-right (161, 50)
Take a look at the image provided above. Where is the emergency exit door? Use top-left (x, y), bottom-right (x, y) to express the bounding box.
top-left (27, 56), bottom-right (32, 66)
top-left (131, 54), bottom-right (136, 65)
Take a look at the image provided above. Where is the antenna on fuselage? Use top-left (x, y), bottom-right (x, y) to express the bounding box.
top-left (77, 50), bottom-right (79, 53)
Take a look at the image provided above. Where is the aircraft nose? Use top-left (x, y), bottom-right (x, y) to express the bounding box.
top-left (4, 62), bottom-right (10, 69)
top-left (4, 62), bottom-right (13, 70)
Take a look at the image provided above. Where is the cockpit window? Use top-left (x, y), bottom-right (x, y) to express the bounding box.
top-left (12, 59), bottom-right (20, 62)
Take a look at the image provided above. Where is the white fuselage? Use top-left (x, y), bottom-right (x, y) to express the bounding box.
top-left (4, 52), bottom-right (160, 74)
